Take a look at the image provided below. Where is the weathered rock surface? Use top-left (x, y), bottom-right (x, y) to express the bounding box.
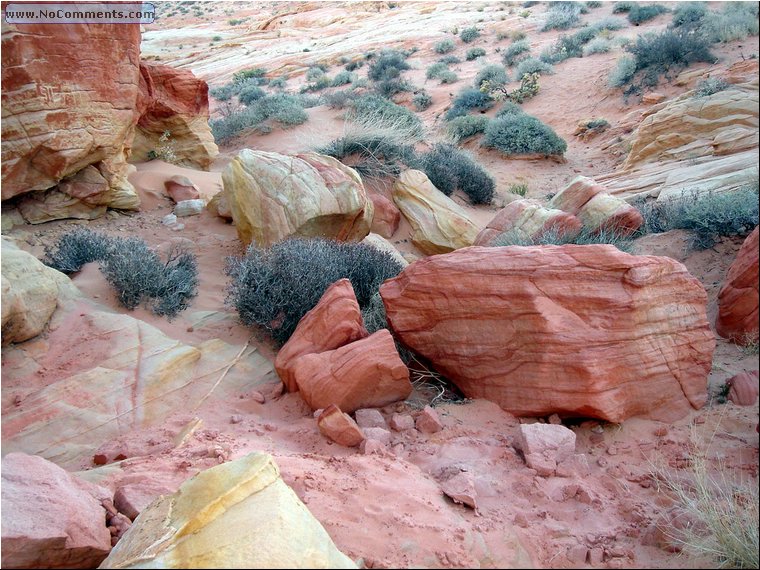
top-left (114, 482), bottom-right (175, 522)
top-left (727, 371), bottom-right (759, 407)
top-left (716, 227), bottom-right (759, 345)
top-left (548, 176), bottom-right (643, 236)
top-left (132, 62), bottom-right (219, 169)
top-left (473, 199), bottom-right (582, 246)
top-left (361, 233), bottom-right (408, 267)
top-left (1, 22), bottom-right (141, 221)
top-left (98, 453), bottom-right (357, 568)
top-left (222, 149), bottom-right (373, 247)
top-left (1, 238), bottom-right (79, 345)
top-left (416, 406), bottom-right (443, 434)
top-left (275, 279), bottom-right (368, 393)
top-left (380, 245), bottom-right (715, 423)
top-left (514, 423), bottom-right (577, 477)
top-left (392, 170), bottom-right (479, 255)
top-left (1, 452), bottom-right (112, 569)
top-left (354, 408), bottom-right (387, 429)
top-left (369, 192), bottom-right (400, 238)
top-left (440, 472), bottom-right (478, 510)
top-left (293, 329), bottom-right (412, 414)
top-left (317, 405), bottom-right (366, 447)
top-left (164, 175), bottom-right (200, 203)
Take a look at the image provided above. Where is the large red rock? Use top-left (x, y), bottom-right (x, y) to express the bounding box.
top-left (369, 192), bottom-right (401, 238)
top-left (1, 453), bottom-right (112, 569)
top-left (716, 227), bottom-right (759, 345)
top-left (132, 62), bottom-right (218, 169)
top-left (275, 279), bottom-right (368, 393)
top-left (548, 176), bottom-right (643, 236)
top-left (292, 329), bottom-right (412, 413)
top-left (380, 245), bottom-right (715, 423)
top-left (1, 22), bottom-right (141, 220)
top-left (473, 199), bottom-right (582, 246)
top-left (727, 371), bottom-right (759, 406)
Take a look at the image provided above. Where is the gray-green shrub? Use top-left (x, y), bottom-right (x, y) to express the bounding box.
top-left (474, 65), bottom-right (509, 89)
top-left (542, 2), bottom-right (582, 31)
top-left (426, 62), bottom-right (449, 80)
top-left (460, 26), bottom-right (481, 43)
top-left (434, 38), bottom-right (456, 54)
top-left (482, 113), bottom-right (567, 156)
top-left (515, 57), bottom-right (553, 78)
top-left (43, 228), bottom-right (113, 273)
top-left (413, 91), bottom-right (433, 111)
top-left (447, 115), bottom-right (490, 142)
top-left (503, 39), bottom-right (531, 66)
top-left (415, 143), bottom-right (495, 204)
top-left (627, 3), bottom-right (668, 25)
top-left (493, 225), bottom-right (634, 252)
top-left (583, 37), bottom-right (612, 56)
top-left (466, 47), bottom-right (487, 60)
top-left (367, 49), bottom-right (410, 81)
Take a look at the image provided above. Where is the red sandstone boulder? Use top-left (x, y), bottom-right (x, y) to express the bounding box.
top-left (1, 453), bottom-right (112, 569)
top-left (317, 404), bottom-right (366, 447)
top-left (548, 176), bottom-right (643, 236)
top-left (380, 245), bottom-right (715, 423)
top-left (727, 371), bottom-right (759, 406)
top-left (275, 279), bottom-right (368, 393)
top-left (515, 423), bottom-right (576, 477)
top-left (292, 329), bottom-right (412, 414)
top-left (164, 175), bottom-right (200, 203)
top-left (716, 227), bottom-right (759, 345)
top-left (473, 199), bottom-right (582, 246)
top-left (369, 192), bottom-right (401, 238)
top-left (133, 62), bottom-right (218, 169)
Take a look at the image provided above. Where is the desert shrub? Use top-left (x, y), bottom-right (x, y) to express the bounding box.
top-left (670, 2), bottom-right (708, 29)
top-left (210, 93), bottom-right (307, 142)
top-left (583, 37), bottom-right (612, 56)
top-left (416, 143), bottom-right (495, 204)
top-left (612, 2), bottom-right (634, 13)
top-left (305, 67), bottom-right (325, 82)
top-left (238, 85), bottom-right (266, 105)
top-left (699, 2), bottom-right (759, 43)
top-left (367, 49), bottom-right (410, 81)
top-left (439, 70), bottom-right (459, 84)
top-left (466, 47), bottom-right (487, 61)
top-left (508, 183), bottom-right (529, 197)
top-left (635, 185), bottom-right (759, 249)
top-left (209, 84), bottom-right (234, 101)
top-left (374, 78), bottom-right (413, 98)
top-left (331, 70), bottom-right (356, 86)
top-left (426, 62), bottom-right (449, 80)
top-left (434, 38), bottom-right (456, 54)
top-left (495, 101), bottom-right (525, 118)
top-left (592, 16), bottom-right (627, 31)
top-left (447, 114), bottom-right (490, 142)
top-left (460, 26), bottom-right (481, 43)
top-left (224, 238), bottom-right (404, 344)
top-left (628, 28), bottom-right (715, 76)
top-left (503, 39), bottom-right (531, 66)
top-left (585, 1), bottom-right (601, 8)
top-left (482, 112), bottom-right (567, 156)
top-left (627, 3), bottom-right (668, 25)
top-left (493, 225), bottom-right (633, 252)
top-left (438, 55), bottom-right (462, 65)
top-left (542, 1), bottom-right (582, 31)
top-left (345, 59), bottom-right (363, 71)
top-left (608, 55), bottom-right (637, 87)
top-left (474, 65), bottom-right (508, 89)
top-left (413, 91), bottom-right (433, 111)
top-left (322, 89), bottom-right (360, 109)
top-left (268, 77), bottom-right (287, 89)
top-left (515, 57), bottom-right (553, 78)
top-left (350, 94), bottom-right (423, 137)
top-left (694, 77), bottom-right (730, 97)
top-left (445, 87), bottom-right (494, 120)
top-left (43, 228), bottom-right (114, 273)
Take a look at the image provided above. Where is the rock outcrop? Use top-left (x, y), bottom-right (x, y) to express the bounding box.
top-left (392, 170), bottom-right (479, 255)
top-left (132, 62), bottom-right (219, 169)
top-left (1, 453), bottom-right (112, 569)
top-left (1, 22), bottom-right (142, 221)
top-left (473, 199), bottom-right (582, 246)
top-left (98, 453), bottom-right (357, 568)
top-left (1, 238), bottom-right (79, 345)
top-left (222, 150), bottom-right (373, 247)
top-left (548, 176), bottom-right (643, 236)
top-left (369, 192), bottom-right (401, 238)
top-left (727, 371), bottom-right (759, 407)
top-left (716, 227), bottom-right (759, 345)
top-left (380, 245), bottom-right (715, 423)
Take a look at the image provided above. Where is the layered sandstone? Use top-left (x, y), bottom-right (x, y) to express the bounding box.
top-left (716, 227), bottom-right (759, 345)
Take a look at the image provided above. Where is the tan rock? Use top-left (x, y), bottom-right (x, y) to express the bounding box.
top-left (99, 453), bottom-right (357, 568)
top-left (549, 176), bottom-right (643, 236)
top-left (1, 238), bottom-right (79, 345)
top-left (380, 245), bottom-right (715, 423)
top-left (727, 371), bottom-right (759, 407)
top-left (392, 170), bottom-right (479, 255)
top-left (317, 404), bottom-right (366, 447)
top-left (275, 279), bottom-right (368, 393)
top-left (292, 329), bottom-right (412, 414)
top-left (369, 192), bottom-right (400, 238)
top-left (222, 149), bottom-right (372, 247)
top-left (207, 191), bottom-right (232, 220)
top-left (1, 453), bottom-right (112, 569)
top-left (716, 227), bottom-right (759, 345)
top-left (473, 199), bottom-right (582, 246)
top-left (361, 233), bottom-right (408, 267)
top-left (132, 62), bottom-right (219, 169)
top-left (1, 22), bottom-right (141, 218)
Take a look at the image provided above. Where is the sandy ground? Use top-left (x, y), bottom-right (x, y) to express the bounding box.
top-left (2, 1), bottom-right (759, 568)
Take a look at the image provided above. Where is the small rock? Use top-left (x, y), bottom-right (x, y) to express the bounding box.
top-left (389, 413), bottom-right (415, 432)
top-left (360, 439), bottom-right (387, 455)
top-left (362, 427), bottom-right (391, 445)
top-left (161, 213), bottom-right (178, 226)
top-left (548, 413), bottom-right (562, 425)
top-left (441, 472), bottom-right (478, 510)
top-left (164, 175), bottom-right (200, 203)
top-left (566, 545), bottom-right (588, 564)
top-left (174, 199), bottom-right (204, 217)
top-left (514, 423), bottom-right (576, 477)
top-left (230, 414), bottom-right (243, 424)
top-left (250, 390), bottom-right (266, 404)
top-left (93, 454), bottom-right (108, 466)
top-left (416, 405), bottom-right (443, 434)
top-left (355, 408), bottom-right (387, 429)
top-left (589, 547), bottom-right (605, 564)
top-left (317, 404), bottom-right (365, 447)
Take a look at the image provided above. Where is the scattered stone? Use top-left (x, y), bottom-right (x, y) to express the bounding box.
top-left (362, 427), bottom-right (392, 446)
top-left (548, 413), bottom-right (562, 425)
top-left (230, 414), bottom-right (243, 424)
top-left (566, 545), bottom-right (588, 565)
top-left (588, 547), bottom-right (605, 564)
top-left (360, 439), bottom-right (387, 455)
top-left (114, 482), bottom-right (173, 521)
top-left (250, 390), bottom-right (266, 404)
top-left (354, 408), bottom-right (387, 429)
top-left (162, 213), bottom-right (178, 226)
top-left (440, 472), bottom-right (478, 510)
top-left (317, 404), bottom-right (366, 447)
top-left (514, 423), bottom-right (577, 477)
top-left (727, 371), bottom-right (759, 406)
top-left (389, 413), bottom-right (415, 432)
top-left (164, 175), bottom-right (200, 203)
top-left (416, 406), bottom-right (443, 434)
top-left (173, 199), bottom-right (204, 217)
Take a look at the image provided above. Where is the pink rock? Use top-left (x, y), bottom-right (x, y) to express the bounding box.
top-left (114, 482), bottom-right (174, 521)
top-left (716, 227), bottom-right (759, 345)
top-left (360, 438), bottom-right (387, 455)
top-left (293, 329), bottom-right (412, 414)
top-left (362, 427), bottom-right (392, 445)
top-left (163, 175), bottom-right (200, 203)
top-left (369, 192), bottom-right (401, 238)
top-left (317, 404), bottom-right (366, 447)
top-left (515, 423), bottom-right (577, 477)
top-left (389, 412), bottom-right (415, 432)
top-left (415, 406), bottom-right (443, 434)
top-left (380, 245), bottom-right (714, 423)
top-left (727, 371), bottom-right (759, 406)
top-left (642, 92), bottom-right (666, 105)
top-left (440, 472), bottom-right (478, 509)
top-left (355, 408), bottom-right (387, 429)
top-left (275, 279), bottom-right (368, 393)
top-left (1, 453), bottom-right (112, 569)
top-left (473, 199), bottom-right (582, 246)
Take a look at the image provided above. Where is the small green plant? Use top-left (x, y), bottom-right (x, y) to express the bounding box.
top-left (331, 71), bottom-right (355, 87)
top-left (232, 67), bottom-right (267, 83)
top-left (503, 39), bottom-right (531, 66)
top-left (694, 77), bottom-right (730, 97)
top-left (434, 38), bottom-right (456, 54)
top-left (415, 143), bottom-right (495, 204)
top-left (460, 26), bottom-right (481, 43)
top-left (439, 70), bottom-right (459, 84)
top-left (426, 62), bottom-right (449, 80)
top-left (515, 57), bottom-right (553, 78)
top-left (508, 183), bottom-right (529, 197)
top-left (413, 91), bottom-right (433, 111)
top-left (445, 87), bottom-right (494, 120)
top-left (210, 94), bottom-right (308, 142)
top-left (699, 3), bottom-right (759, 43)
top-left (608, 55), bottom-right (637, 87)
top-left (438, 55), bottom-right (461, 65)
top-left (447, 114), bottom-right (490, 142)
top-left (583, 37), bottom-right (612, 56)
top-left (542, 2), bottom-right (581, 31)
top-left (212, 35), bottom-right (222, 42)
top-left (627, 3), bottom-right (668, 25)
top-left (148, 131), bottom-right (179, 164)
top-left (367, 49), bottom-right (411, 81)
top-left (493, 225), bottom-right (634, 252)
top-left (268, 77), bottom-right (287, 89)
top-left (670, 2), bottom-right (708, 29)
top-left (482, 111), bottom-right (567, 157)
top-left (238, 85), bottom-right (266, 105)
top-left (474, 65), bottom-right (508, 89)
top-left (612, 2), bottom-right (634, 14)
top-left (466, 47), bottom-right (487, 60)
